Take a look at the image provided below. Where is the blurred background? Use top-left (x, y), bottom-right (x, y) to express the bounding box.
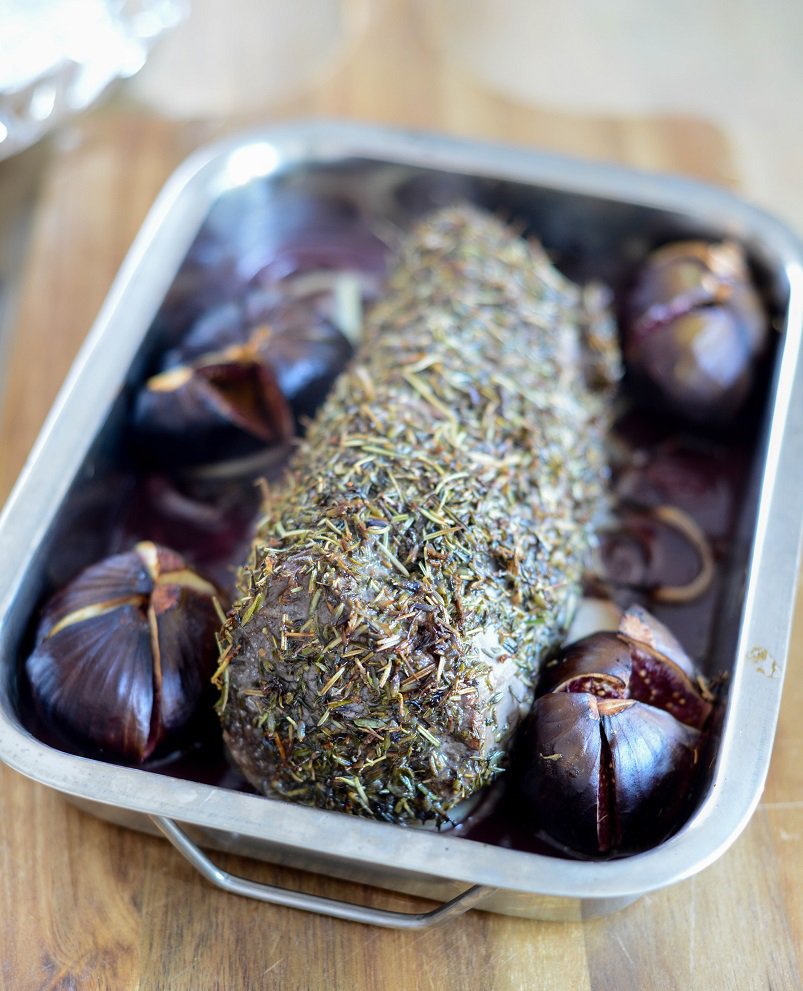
top-left (1, 0), bottom-right (802, 413)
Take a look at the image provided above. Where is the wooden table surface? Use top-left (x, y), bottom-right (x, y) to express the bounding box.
top-left (1, 4), bottom-right (801, 988)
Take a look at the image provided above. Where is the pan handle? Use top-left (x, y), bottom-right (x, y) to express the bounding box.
top-left (151, 815), bottom-right (492, 929)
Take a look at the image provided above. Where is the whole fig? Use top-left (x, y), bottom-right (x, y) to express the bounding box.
top-left (513, 608), bottom-right (713, 856)
top-left (622, 240), bottom-right (767, 421)
top-left (25, 542), bottom-right (221, 763)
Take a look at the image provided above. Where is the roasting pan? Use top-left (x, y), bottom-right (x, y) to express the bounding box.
top-left (1, 121), bottom-right (802, 925)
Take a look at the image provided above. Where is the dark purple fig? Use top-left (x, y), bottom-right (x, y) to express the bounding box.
top-left (622, 240), bottom-right (768, 421)
top-left (245, 191), bottom-right (389, 286)
top-left (538, 632), bottom-right (632, 697)
top-left (25, 542), bottom-right (221, 763)
top-left (259, 317), bottom-right (353, 421)
top-left (151, 190), bottom-right (388, 354)
top-left (518, 692), bottom-right (607, 855)
top-left (133, 346), bottom-right (295, 468)
top-left (520, 692), bottom-right (703, 855)
top-left (625, 640), bottom-right (712, 729)
top-left (110, 475), bottom-right (261, 597)
top-left (150, 212), bottom-right (385, 445)
top-left (162, 287), bottom-right (357, 424)
top-left (599, 504), bottom-right (714, 605)
top-left (618, 604), bottom-right (694, 674)
top-left (612, 435), bottom-right (747, 544)
top-left (512, 609), bottom-right (713, 855)
top-left (599, 698), bottom-right (701, 852)
top-left (543, 626), bottom-right (712, 730)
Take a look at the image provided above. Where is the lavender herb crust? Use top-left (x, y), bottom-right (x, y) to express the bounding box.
top-left (216, 206), bottom-right (620, 824)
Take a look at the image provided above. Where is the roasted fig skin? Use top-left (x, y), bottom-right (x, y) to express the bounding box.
top-left (133, 345), bottom-right (295, 469)
top-left (513, 609), bottom-right (713, 856)
top-left (601, 697), bottom-right (701, 852)
top-left (25, 542), bottom-right (221, 764)
top-left (110, 475), bottom-right (260, 598)
top-left (163, 289), bottom-right (356, 424)
top-left (622, 240), bottom-right (768, 422)
top-left (520, 691), bottom-right (608, 855)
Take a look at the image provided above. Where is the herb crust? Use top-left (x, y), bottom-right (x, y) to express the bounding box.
top-left (216, 205), bottom-right (620, 824)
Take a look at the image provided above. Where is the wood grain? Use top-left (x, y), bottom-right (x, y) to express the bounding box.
top-left (1, 3), bottom-right (801, 989)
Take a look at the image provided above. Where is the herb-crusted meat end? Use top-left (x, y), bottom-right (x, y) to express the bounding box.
top-left (217, 205), bottom-right (620, 825)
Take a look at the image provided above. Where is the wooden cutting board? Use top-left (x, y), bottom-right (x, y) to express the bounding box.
top-left (0, 3), bottom-right (800, 988)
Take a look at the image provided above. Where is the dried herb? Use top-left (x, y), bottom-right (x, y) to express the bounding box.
top-left (217, 205), bottom-right (620, 825)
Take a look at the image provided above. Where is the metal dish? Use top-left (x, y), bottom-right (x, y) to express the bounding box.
top-left (1, 121), bottom-right (802, 926)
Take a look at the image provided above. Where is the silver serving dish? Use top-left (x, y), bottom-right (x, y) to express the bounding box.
top-left (1, 121), bottom-right (802, 927)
